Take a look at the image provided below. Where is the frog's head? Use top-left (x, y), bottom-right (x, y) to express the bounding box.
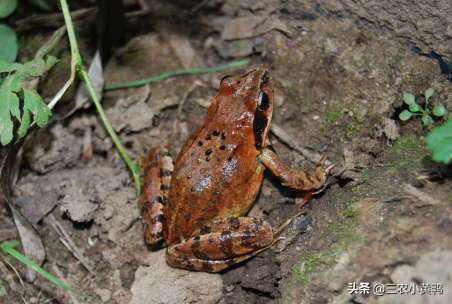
top-left (218, 65), bottom-right (274, 149)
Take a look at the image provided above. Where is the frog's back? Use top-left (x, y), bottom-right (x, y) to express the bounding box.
top-left (163, 66), bottom-right (273, 245)
top-left (164, 111), bottom-right (263, 244)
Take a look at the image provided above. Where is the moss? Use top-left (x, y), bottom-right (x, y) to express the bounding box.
top-left (291, 218), bottom-right (364, 285)
top-left (342, 203), bottom-right (359, 218)
top-left (387, 135), bottom-right (428, 174)
top-left (390, 135), bottom-right (422, 154)
top-left (324, 106), bottom-right (345, 126)
top-left (352, 53), bottom-right (371, 70)
top-left (345, 122), bottom-right (361, 138)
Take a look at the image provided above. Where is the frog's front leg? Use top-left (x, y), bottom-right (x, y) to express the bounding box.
top-left (166, 217), bottom-right (274, 272)
top-left (139, 147), bottom-right (173, 245)
top-left (259, 148), bottom-right (333, 192)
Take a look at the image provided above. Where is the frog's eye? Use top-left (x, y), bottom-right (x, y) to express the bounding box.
top-left (257, 91), bottom-right (270, 111)
top-left (220, 75), bottom-right (233, 87)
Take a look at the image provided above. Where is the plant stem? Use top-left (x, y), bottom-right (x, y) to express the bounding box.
top-left (1, 241), bottom-right (73, 292)
top-left (59, 0), bottom-right (141, 194)
top-left (104, 59), bottom-right (250, 91)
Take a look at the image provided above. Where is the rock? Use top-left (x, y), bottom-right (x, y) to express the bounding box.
top-left (130, 251), bottom-right (223, 304)
top-left (403, 184), bottom-right (441, 207)
top-left (214, 39), bottom-right (255, 59)
top-left (95, 288), bottom-right (112, 303)
top-left (315, 0), bottom-right (452, 59)
top-left (390, 264), bottom-right (415, 283)
top-left (60, 179), bottom-right (98, 222)
top-left (222, 12), bottom-right (290, 40)
top-left (159, 25), bottom-right (202, 68)
top-left (382, 118), bottom-right (400, 141)
top-left (380, 250), bottom-right (452, 304)
top-left (107, 86), bottom-right (154, 133)
top-left (26, 124), bottom-right (81, 174)
top-left (328, 252), bottom-right (354, 292)
top-left (14, 177), bottom-right (60, 224)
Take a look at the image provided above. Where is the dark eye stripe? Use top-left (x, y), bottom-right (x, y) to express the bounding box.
top-left (258, 91), bottom-right (270, 111)
top-left (253, 111), bottom-right (268, 149)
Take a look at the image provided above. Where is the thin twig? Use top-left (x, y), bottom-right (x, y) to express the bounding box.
top-left (46, 215), bottom-right (95, 275)
top-left (0, 258), bottom-right (25, 289)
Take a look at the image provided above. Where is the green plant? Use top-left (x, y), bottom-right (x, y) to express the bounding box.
top-left (0, 0), bottom-right (18, 62)
top-left (426, 119), bottom-right (452, 164)
top-left (399, 89), bottom-right (447, 127)
top-left (0, 57), bottom-right (57, 145)
top-left (105, 59), bottom-right (250, 91)
top-left (1, 241), bottom-right (73, 292)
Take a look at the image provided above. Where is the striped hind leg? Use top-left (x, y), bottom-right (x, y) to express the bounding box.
top-left (139, 147), bottom-right (173, 246)
top-left (166, 217), bottom-right (274, 272)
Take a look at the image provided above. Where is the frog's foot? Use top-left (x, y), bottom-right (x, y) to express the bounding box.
top-left (139, 147), bottom-right (173, 246)
top-left (166, 217), bottom-right (274, 272)
top-left (259, 148), bottom-right (333, 192)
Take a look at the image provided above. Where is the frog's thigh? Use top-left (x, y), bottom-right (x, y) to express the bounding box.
top-left (259, 148), bottom-right (328, 191)
top-left (139, 147), bottom-right (173, 245)
top-left (166, 217), bottom-right (273, 272)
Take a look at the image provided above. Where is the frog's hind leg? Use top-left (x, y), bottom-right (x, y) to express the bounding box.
top-left (166, 217), bottom-right (274, 272)
top-left (139, 147), bottom-right (173, 246)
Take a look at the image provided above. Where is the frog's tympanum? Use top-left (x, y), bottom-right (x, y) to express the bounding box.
top-left (139, 66), bottom-right (332, 272)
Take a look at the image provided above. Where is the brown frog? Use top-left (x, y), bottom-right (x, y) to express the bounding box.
top-left (139, 65), bottom-right (332, 272)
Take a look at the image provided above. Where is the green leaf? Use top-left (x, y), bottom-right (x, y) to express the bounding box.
top-left (2, 72), bottom-right (23, 92)
top-left (426, 120), bottom-right (452, 164)
top-left (432, 104), bottom-right (447, 117)
top-left (23, 58), bottom-right (46, 77)
top-left (403, 92), bottom-right (416, 105)
top-left (0, 86), bottom-right (16, 145)
top-left (424, 88), bottom-right (434, 101)
top-left (45, 55), bottom-right (58, 70)
top-left (17, 107), bottom-right (30, 138)
top-left (408, 102), bottom-right (421, 113)
top-left (0, 0), bottom-right (17, 19)
top-left (7, 89), bottom-right (19, 119)
top-left (0, 24), bottom-right (17, 62)
top-left (0, 58), bottom-right (21, 73)
top-left (23, 88), bottom-right (51, 127)
top-left (421, 115), bottom-right (434, 127)
top-left (399, 110), bottom-right (413, 121)
top-left (0, 108), bottom-right (13, 145)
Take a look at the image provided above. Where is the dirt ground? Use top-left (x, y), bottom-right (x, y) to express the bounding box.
top-left (1, 0), bottom-right (451, 303)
